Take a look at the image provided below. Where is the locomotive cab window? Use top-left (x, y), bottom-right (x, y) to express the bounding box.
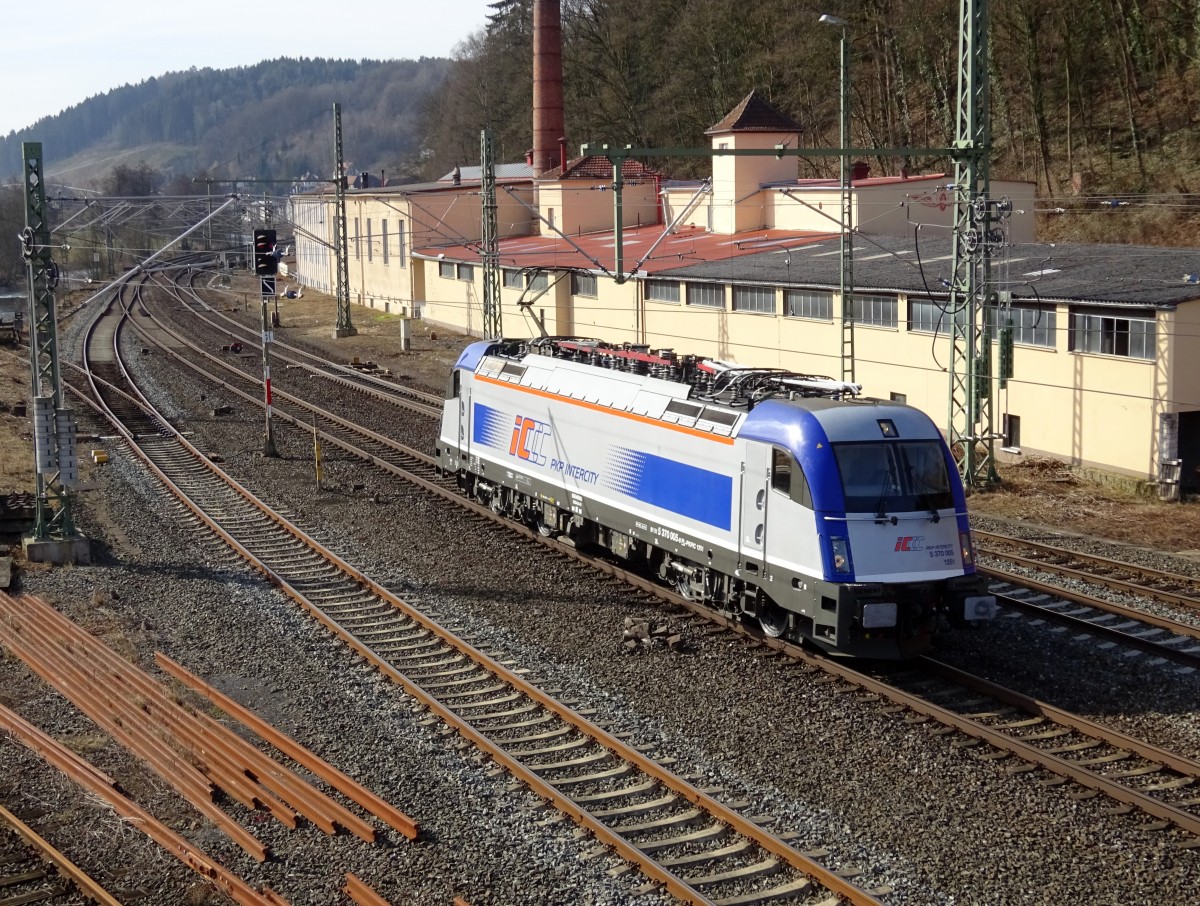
top-left (833, 441), bottom-right (953, 513)
top-left (772, 448), bottom-right (813, 507)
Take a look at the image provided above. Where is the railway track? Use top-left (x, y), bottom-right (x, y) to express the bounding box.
top-left (105, 269), bottom-right (1200, 851)
top-left (977, 529), bottom-right (1200, 615)
top-left (0, 803), bottom-right (123, 906)
top-left (131, 271), bottom-right (1200, 676)
top-left (68, 279), bottom-right (886, 904)
top-left (988, 579), bottom-right (1200, 670)
top-left (161, 269), bottom-right (442, 418)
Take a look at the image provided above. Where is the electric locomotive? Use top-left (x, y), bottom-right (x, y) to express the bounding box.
top-left (436, 337), bottom-right (995, 659)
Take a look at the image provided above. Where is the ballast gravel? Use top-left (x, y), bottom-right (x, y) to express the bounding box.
top-left (2, 290), bottom-right (1197, 905)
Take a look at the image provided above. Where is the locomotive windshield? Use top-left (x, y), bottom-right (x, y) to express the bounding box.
top-left (832, 441), bottom-right (954, 514)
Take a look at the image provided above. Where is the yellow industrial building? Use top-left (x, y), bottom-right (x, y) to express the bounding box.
top-left (290, 93), bottom-right (1200, 492)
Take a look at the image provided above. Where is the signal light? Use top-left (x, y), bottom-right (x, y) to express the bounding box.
top-left (253, 228), bottom-right (278, 275)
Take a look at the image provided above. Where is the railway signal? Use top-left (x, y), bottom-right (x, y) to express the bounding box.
top-left (253, 228), bottom-right (280, 457)
top-left (253, 229), bottom-right (278, 275)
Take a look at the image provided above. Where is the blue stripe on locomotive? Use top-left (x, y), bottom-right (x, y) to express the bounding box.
top-left (471, 402), bottom-right (510, 448)
top-left (471, 399), bottom-right (732, 531)
top-left (606, 448), bottom-right (733, 531)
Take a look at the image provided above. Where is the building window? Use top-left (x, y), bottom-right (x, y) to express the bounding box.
top-left (732, 285), bottom-right (776, 314)
top-left (397, 219), bottom-right (406, 266)
top-left (354, 217), bottom-right (361, 259)
top-left (989, 305), bottom-right (1056, 348)
top-left (852, 293), bottom-right (897, 328)
top-left (890, 392), bottom-right (907, 404)
top-left (382, 219), bottom-right (389, 264)
top-left (366, 219), bottom-right (373, 262)
top-left (527, 271), bottom-right (549, 291)
top-left (1069, 309), bottom-right (1155, 359)
top-left (457, 263), bottom-right (474, 281)
top-left (571, 272), bottom-right (597, 297)
top-left (909, 297), bottom-right (943, 333)
top-left (439, 260), bottom-right (456, 279)
top-left (502, 268), bottom-right (522, 288)
top-left (686, 283), bottom-right (724, 308)
top-left (784, 289), bottom-right (832, 320)
top-left (644, 279), bottom-right (680, 303)
top-left (1003, 413), bottom-right (1021, 449)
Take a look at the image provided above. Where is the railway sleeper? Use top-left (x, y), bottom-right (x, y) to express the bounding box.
top-left (686, 856), bottom-right (782, 888)
top-left (571, 778), bottom-right (659, 806)
top-left (591, 793), bottom-right (680, 820)
top-left (634, 821), bottom-right (729, 853)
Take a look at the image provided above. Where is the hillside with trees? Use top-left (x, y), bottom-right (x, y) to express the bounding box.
top-left (424, 0), bottom-right (1200, 245)
top-left (0, 57), bottom-right (452, 187)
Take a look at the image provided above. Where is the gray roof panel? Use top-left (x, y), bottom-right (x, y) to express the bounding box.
top-left (656, 233), bottom-right (1200, 308)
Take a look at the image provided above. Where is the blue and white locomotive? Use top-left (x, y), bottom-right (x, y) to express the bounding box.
top-left (437, 337), bottom-right (995, 659)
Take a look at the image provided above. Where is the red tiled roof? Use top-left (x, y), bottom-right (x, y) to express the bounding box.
top-left (556, 155), bottom-right (664, 181)
top-left (416, 224), bottom-right (835, 276)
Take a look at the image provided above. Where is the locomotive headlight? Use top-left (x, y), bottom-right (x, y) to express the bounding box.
top-left (959, 530), bottom-right (975, 567)
top-left (830, 536), bottom-right (852, 575)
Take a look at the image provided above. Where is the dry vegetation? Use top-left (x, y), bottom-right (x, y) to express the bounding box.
top-left (970, 456), bottom-right (1200, 552)
top-left (0, 354), bottom-right (35, 495)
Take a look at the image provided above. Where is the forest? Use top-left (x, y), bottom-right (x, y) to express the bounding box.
top-left (0, 57), bottom-right (451, 187)
top-left (3, 0), bottom-right (1200, 285)
top-left (422, 0), bottom-right (1200, 246)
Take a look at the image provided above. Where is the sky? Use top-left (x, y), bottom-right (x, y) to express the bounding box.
top-left (0, 0), bottom-right (490, 137)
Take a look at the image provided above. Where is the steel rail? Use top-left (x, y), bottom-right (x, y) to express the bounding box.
top-left (976, 530), bottom-right (1200, 614)
top-left (986, 565), bottom-right (1200, 639)
top-left (106, 271), bottom-right (1200, 848)
top-left (170, 268), bottom-right (443, 405)
top-left (114, 280), bottom-right (440, 472)
top-left (990, 586), bottom-right (1200, 669)
top-left (156, 653), bottom-right (419, 840)
top-left (0, 801), bottom-right (124, 906)
top-left (73, 275), bottom-right (885, 906)
top-left (0, 700), bottom-right (286, 906)
top-left (343, 873), bottom-right (392, 906)
top-left (0, 594), bottom-right (273, 862)
top-left (917, 657), bottom-right (1200, 779)
top-left (164, 270), bottom-right (442, 415)
top-left (732, 630), bottom-right (1200, 839)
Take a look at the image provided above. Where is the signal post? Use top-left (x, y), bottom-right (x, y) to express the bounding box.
top-left (254, 229), bottom-right (280, 458)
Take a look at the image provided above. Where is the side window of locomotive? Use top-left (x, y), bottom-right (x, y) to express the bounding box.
top-left (446, 370), bottom-right (461, 400)
top-left (772, 448), bottom-right (812, 508)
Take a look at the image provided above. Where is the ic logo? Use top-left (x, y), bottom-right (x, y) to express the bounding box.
top-left (894, 536), bottom-right (925, 552)
top-left (509, 415), bottom-right (551, 465)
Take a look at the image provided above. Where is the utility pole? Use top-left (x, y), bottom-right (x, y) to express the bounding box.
top-left (820, 13), bottom-right (856, 385)
top-left (332, 103), bottom-right (356, 338)
top-left (19, 142), bottom-right (88, 564)
top-left (947, 0), bottom-right (1009, 487)
top-left (480, 128), bottom-right (502, 339)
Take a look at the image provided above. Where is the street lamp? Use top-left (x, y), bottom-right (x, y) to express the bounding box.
top-left (820, 12), bottom-right (855, 384)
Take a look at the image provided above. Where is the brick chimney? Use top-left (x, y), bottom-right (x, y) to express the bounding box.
top-left (532, 0), bottom-right (564, 175)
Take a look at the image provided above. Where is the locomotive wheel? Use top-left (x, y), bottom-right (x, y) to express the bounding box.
top-left (757, 596), bottom-right (789, 638)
